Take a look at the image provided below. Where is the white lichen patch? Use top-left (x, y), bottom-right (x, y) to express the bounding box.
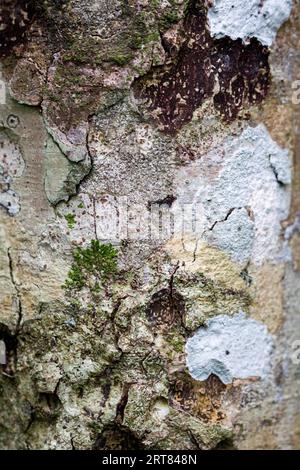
top-left (207, 208), bottom-right (255, 264)
top-left (0, 340), bottom-right (6, 365)
top-left (207, 0), bottom-right (293, 46)
top-left (152, 398), bottom-right (170, 421)
top-left (172, 124), bottom-right (291, 266)
top-left (186, 312), bottom-right (274, 384)
top-left (0, 186), bottom-right (21, 216)
top-left (0, 134), bottom-right (25, 178)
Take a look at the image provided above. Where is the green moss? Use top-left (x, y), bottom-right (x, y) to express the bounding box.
top-left (143, 31), bottom-right (161, 44)
top-left (166, 331), bottom-right (185, 353)
top-left (68, 298), bottom-right (82, 309)
top-left (54, 0), bottom-right (184, 72)
top-left (150, 0), bottom-right (160, 7)
top-left (44, 89), bottom-right (60, 102)
top-left (130, 30), bottom-right (160, 49)
top-left (63, 240), bottom-right (118, 291)
top-left (160, 10), bottom-right (180, 27)
top-left (63, 43), bottom-right (93, 64)
top-left (108, 53), bottom-right (133, 66)
top-left (64, 213), bottom-right (76, 229)
top-left (54, 64), bottom-right (88, 87)
top-left (88, 421), bottom-right (103, 434)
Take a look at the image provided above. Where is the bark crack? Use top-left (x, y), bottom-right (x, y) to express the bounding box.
top-left (115, 382), bottom-right (132, 424)
top-left (268, 154), bottom-right (287, 186)
top-left (208, 207), bottom-right (236, 232)
top-left (7, 248), bottom-right (23, 333)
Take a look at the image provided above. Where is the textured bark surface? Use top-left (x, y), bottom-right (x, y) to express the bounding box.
top-left (0, 0), bottom-right (300, 450)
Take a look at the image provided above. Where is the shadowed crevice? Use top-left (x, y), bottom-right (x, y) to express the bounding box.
top-left (134, 0), bottom-right (270, 134)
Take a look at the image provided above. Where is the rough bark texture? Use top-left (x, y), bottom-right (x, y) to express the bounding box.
top-left (0, 0), bottom-right (300, 450)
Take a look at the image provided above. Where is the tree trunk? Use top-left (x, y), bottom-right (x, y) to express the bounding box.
top-left (0, 0), bottom-right (299, 450)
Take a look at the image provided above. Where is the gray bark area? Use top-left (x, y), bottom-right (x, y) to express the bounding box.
top-left (0, 0), bottom-right (300, 450)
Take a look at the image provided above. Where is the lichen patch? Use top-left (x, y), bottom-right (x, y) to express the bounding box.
top-left (0, 130), bottom-right (25, 216)
top-left (207, 0), bottom-right (293, 46)
top-left (186, 312), bottom-right (274, 384)
top-left (171, 124), bottom-right (292, 266)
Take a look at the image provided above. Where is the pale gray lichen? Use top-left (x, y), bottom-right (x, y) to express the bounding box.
top-left (206, 208), bottom-right (255, 265)
top-left (43, 113), bottom-right (89, 164)
top-left (0, 130), bottom-right (25, 216)
top-left (186, 312), bottom-right (274, 384)
top-left (0, 184), bottom-right (21, 215)
top-left (207, 0), bottom-right (293, 46)
top-left (172, 124), bottom-right (292, 265)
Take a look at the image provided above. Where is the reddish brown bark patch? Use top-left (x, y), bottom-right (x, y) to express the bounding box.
top-left (134, 1), bottom-right (270, 134)
top-left (169, 372), bottom-right (227, 423)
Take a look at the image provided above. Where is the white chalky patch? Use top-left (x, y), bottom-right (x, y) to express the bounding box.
top-left (186, 312), bottom-right (273, 384)
top-left (0, 136), bottom-right (25, 178)
top-left (0, 340), bottom-right (6, 365)
top-left (0, 133), bottom-right (25, 216)
top-left (207, 0), bottom-right (293, 46)
top-left (206, 208), bottom-right (255, 264)
top-left (0, 186), bottom-right (21, 216)
top-left (172, 124), bottom-right (291, 265)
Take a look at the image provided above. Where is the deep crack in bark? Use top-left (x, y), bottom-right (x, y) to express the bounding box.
top-left (7, 248), bottom-right (23, 333)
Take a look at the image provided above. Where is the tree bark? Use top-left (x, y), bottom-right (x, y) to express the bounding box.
top-left (0, 0), bottom-right (299, 450)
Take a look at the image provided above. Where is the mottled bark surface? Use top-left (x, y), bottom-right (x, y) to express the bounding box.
top-left (0, 0), bottom-right (300, 450)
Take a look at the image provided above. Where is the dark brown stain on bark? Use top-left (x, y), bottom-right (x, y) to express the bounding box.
top-left (134, 0), bottom-right (270, 134)
top-left (0, 0), bottom-right (72, 59)
top-left (212, 36), bottom-right (270, 121)
top-left (0, 0), bottom-right (34, 57)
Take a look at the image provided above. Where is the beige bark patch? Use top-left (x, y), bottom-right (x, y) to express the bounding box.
top-left (291, 232), bottom-right (300, 272)
top-left (249, 263), bottom-right (285, 333)
top-left (165, 237), bottom-right (245, 291)
top-left (0, 225), bottom-right (19, 330)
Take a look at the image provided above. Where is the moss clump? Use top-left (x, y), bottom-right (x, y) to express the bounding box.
top-left (64, 213), bottom-right (76, 229)
top-left (150, 0), bottom-right (160, 7)
top-left (63, 240), bottom-right (118, 291)
top-left (166, 330), bottom-right (185, 354)
top-left (62, 40), bottom-right (104, 66)
top-left (108, 53), bottom-right (133, 66)
top-left (159, 10), bottom-right (180, 28)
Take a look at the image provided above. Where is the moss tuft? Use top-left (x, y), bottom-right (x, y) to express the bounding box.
top-left (64, 213), bottom-right (76, 229)
top-left (108, 53), bottom-right (133, 66)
